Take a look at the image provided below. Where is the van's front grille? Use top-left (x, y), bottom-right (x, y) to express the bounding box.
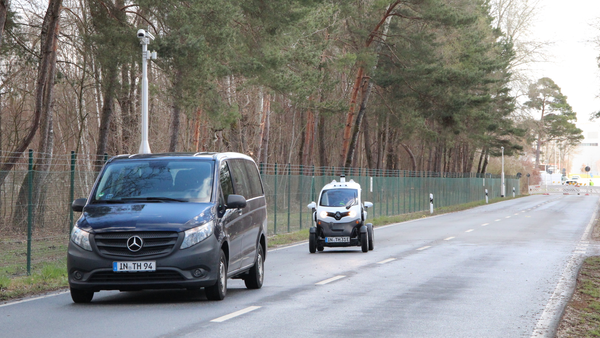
top-left (94, 232), bottom-right (179, 258)
top-left (88, 271), bottom-right (185, 283)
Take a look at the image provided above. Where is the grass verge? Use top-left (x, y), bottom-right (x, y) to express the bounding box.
top-left (0, 260), bottom-right (68, 302)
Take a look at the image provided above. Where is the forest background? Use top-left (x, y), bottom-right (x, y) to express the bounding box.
top-left (0, 0), bottom-right (585, 201)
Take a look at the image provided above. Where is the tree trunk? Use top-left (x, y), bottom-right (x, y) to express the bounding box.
top-left (11, 0), bottom-right (62, 230)
top-left (401, 143), bottom-right (417, 172)
top-left (318, 114), bottom-right (327, 167)
top-left (363, 115), bottom-right (373, 169)
top-left (0, 0), bottom-right (7, 50)
top-left (259, 94), bottom-right (270, 164)
top-left (481, 148), bottom-right (490, 174)
top-left (94, 65), bottom-right (119, 170)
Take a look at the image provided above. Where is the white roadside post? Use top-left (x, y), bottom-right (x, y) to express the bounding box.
top-left (501, 146), bottom-right (505, 197)
top-left (485, 189), bottom-right (488, 204)
top-left (137, 29), bottom-right (157, 154)
top-left (429, 193), bottom-right (433, 214)
top-left (512, 187), bottom-right (515, 198)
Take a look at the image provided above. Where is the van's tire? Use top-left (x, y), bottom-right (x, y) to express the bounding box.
top-left (244, 245), bottom-right (264, 289)
top-left (367, 223), bottom-right (374, 251)
top-left (361, 232), bottom-right (368, 253)
top-left (309, 233), bottom-right (317, 253)
top-left (70, 288), bottom-right (94, 303)
top-left (205, 250), bottom-right (227, 300)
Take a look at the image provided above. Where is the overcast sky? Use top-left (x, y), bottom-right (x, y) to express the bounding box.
top-left (528, 0), bottom-right (600, 125)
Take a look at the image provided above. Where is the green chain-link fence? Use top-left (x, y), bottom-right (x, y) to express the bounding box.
top-left (0, 152), bottom-right (519, 277)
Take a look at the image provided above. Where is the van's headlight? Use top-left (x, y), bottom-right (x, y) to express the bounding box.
top-left (181, 221), bottom-right (213, 249)
top-left (348, 210), bottom-right (357, 218)
top-left (71, 227), bottom-right (92, 251)
top-left (320, 211), bottom-right (328, 219)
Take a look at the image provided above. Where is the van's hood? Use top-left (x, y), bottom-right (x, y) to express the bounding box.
top-left (76, 202), bottom-right (215, 233)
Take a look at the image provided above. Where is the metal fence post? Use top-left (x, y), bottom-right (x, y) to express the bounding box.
top-left (27, 149), bottom-right (33, 276)
top-left (274, 163), bottom-right (278, 234)
top-left (299, 165), bottom-right (304, 230)
top-left (69, 151), bottom-right (76, 233)
top-left (287, 163), bottom-right (291, 233)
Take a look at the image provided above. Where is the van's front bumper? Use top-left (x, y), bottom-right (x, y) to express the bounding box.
top-left (67, 235), bottom-right (221, 292)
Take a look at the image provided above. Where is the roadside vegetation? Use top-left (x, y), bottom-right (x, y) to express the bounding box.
top-left (0, 196), bottom-right (521, 302)
top-left (557, 218), bottom-right (600, 337)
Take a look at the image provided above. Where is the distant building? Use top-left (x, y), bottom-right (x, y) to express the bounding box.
top-left (571, 121), bottom-right (600, 176)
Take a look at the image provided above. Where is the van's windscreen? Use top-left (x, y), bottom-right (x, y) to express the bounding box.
top-left (319, 189), bottom-right (358, 207)
top-left (93, 160), bottom-right (214, 203)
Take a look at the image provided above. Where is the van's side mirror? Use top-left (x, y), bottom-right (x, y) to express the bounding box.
top-left (72, 198), bottom-right (87, 212)
top-left (307, 202), bottom-right (316, 210)
top-left (364, 201), bottom-right (373, 209)
top-left (226, 194), bottom-right (247, 209)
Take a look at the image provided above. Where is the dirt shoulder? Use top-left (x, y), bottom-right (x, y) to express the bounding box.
top-left (556, 218), bottom-right (600, 337)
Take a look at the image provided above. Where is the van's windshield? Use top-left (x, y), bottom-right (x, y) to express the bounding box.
top-left (93, 160), bottom-right (214, 203)
top-left (319, 189), bottom-right (358, 207)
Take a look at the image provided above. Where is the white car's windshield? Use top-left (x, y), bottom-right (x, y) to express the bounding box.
top-left (93, 160), bottom-right (213, 203)
top-left (319, 189), bottom-right (358, 207)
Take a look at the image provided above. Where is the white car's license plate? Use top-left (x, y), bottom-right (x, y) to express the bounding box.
top-left (113, 261), bottom-right (155, 272)
top-left (325, 237), bottom-right (350, 243)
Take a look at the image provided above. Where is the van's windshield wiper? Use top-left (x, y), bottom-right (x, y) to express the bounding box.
top-left (92, 199), bottom-right (126, 204)
top-left (120, 197), bottom-right (188, 203)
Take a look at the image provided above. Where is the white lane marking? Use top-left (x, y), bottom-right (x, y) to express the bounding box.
top-left (531, 199), bottom-right (599, 337)
top-left (525, 216), bottom-right (531, 218)
top-left (416, 246), bottom-right (431, 251)
top-left (481, 223), bottom-right (489, 226)
top-left (0, 291), bottom-right (69, 308)
top-left (514, 213), bottom-right (520, 215)
top-left (495, 219), bottom-right (502, 222)
top-left (211, 306), bottom-right (261, 323)
top-left (378, 258), bottom-right (396, 264)
top-left (315, 275), bottom-right (346, 285)
top-left (465, 229), bottom-right (474, 233)
top-left (505, 216), bottom-right (511, 219)
top-left (444, 237), bottom-right (455, 241)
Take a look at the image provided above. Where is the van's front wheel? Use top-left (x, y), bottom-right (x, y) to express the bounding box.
top-left (244, 245), bottom-right (264, 289)
top-left (205, 250), bottom-right (227, 300)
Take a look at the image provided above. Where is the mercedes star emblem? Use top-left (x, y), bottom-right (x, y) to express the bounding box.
top-left (127, 236), bottom-right (143, 252)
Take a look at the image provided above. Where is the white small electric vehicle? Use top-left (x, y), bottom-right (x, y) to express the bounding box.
top-left (307, 175), bottom-right (374, 253)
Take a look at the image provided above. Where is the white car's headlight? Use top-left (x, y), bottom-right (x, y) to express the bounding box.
top-left (71, 227), bottom-right (92, 251)
top-left (320, 211), bottom-right (328, 219)
top-left (181, 221), bottom-right (214, 249)
top-left (348, 210), bottom-right (357, 218)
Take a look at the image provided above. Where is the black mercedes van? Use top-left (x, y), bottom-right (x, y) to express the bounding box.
top-left (67, 152), bottom-right (267, 303)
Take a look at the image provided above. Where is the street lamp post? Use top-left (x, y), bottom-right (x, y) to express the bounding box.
top-left (501, 146), bottom-right (505, 197)
top-left (137, 29), bottom-right (157, 154)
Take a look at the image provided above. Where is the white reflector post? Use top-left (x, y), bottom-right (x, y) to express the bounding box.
top-left (485, 189), bottom-right (488, 204)
top-left (429, 193), bottom-right (433, 214)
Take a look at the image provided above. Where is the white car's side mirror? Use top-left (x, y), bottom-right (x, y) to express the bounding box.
top-left (364, 201), bottom-right (373, 209)
top-left (307, 202), bottom-right (316, 210)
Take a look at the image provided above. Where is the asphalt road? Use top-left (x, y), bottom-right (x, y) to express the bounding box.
top-left (1, 195), bottom-right (597, 338)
